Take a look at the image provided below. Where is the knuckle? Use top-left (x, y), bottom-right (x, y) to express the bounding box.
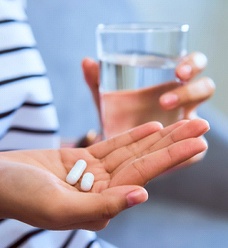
top-left (101, 199), bottom-right (118, 220)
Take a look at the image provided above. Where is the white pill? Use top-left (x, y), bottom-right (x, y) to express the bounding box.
top-left (66, 159), bottom-right (87, 185)
top-left (80, 172), bottom-right (95, 191)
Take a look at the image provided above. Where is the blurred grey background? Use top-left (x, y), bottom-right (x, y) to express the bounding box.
top-left (26, 1), bottom-right (228, 247)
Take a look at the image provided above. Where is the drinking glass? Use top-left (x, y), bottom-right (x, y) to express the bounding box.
top-left (96, 22), bottom-right (189, 138)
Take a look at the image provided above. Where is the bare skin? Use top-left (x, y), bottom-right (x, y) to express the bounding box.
top-left (82, 52), bottom-right (215, 119)
top-left (82, 52), bottom-right (215, 163)
top-left (0, 119), bottom-right (209, 231)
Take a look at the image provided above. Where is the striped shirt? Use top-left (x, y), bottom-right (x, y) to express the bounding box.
top-left (0, 0), bottom-right (59, 150)
top-left (0, 0), bottom-right (109, 247)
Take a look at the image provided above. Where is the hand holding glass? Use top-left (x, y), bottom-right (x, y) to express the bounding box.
top-left (96, 23), bottom-right (189, 139)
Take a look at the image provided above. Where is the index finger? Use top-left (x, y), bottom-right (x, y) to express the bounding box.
top-left (88, 122), bottom-right (163, 159)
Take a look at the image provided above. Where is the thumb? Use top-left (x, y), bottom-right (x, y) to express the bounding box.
top-left (102, 185), bottom-right (149, 211)
top-left (49, 186), bottom-right (148, 230)
top-left (81, 57), bottom-right (100, 112)
top-left (82, 57), bottom-right (99, 88)
top-left (64, 186), bottom-right (148, 222)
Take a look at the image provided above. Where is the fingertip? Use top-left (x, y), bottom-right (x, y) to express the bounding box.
top-left (101, 186), bottom-right (148, 219)
top-left (81, 57), bottom-right (99, 88)
top-left (196, 136), bottom-right (209, 156)
top-left (176, 52), bottom-right (208, 81)
top-left (201, 134), bottom-right (208, 148)
top-left (187, 118), bottom-right (210, 136)
top-left (197, 118), bottom-right (210, 132)
top-left (81, 57), bottom-right (96, 70)
top-left (203, 77), bottom-right (216, 94)
top-left (192, 52), bottom-right (208, 69)
top-left (126, 187), bottom-right (148, 208)
top-left (147, 121), bottom-right (164, 130)
top-left (176, 64), bottom-right (192, 81)
top-left (159, 93), bottom-right (179, 110)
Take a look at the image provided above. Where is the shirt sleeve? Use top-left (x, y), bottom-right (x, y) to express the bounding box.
top-left (0, 0), bottom-right (60, 150)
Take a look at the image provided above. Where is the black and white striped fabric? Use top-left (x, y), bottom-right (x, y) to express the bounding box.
top-left (1, 219), bottom-right (102, 248)
top-left (0, 0), bottom-right (112, 247)
top-left (0, 0), bottom-right (60, 150)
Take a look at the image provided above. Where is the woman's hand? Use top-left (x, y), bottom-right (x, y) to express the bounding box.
top-left (82, 52), bottom-right (215, 121)
top-left (160, 52), bottom-right (215, 119)
top-left (82, 52), bottom-right (215, 163)
top-left (0, 119), bottom-right (209, 231)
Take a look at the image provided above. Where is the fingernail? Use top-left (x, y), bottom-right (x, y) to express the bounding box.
top-left (127, 188), bottom-right (148, 207)
top-left (160, 93), bottom-right (179, 108)
top-left (193, 53), bottom-right (208, 69)
top-left (179, 64), bottom-right (192, 78)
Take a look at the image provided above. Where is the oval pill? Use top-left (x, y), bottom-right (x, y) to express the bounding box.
top-left (66, 159), bottom-right (87, 185)
top-left (80, 172), bottom-right (95, 191)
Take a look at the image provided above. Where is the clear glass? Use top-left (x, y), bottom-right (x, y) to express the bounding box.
top-left (97, 22), bottom-right (189, 91)
top-left (96, 22), bottom-right (189, 138)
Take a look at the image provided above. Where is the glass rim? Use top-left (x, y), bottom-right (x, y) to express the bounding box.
top-left (96, 22), bottom-right (189, 33)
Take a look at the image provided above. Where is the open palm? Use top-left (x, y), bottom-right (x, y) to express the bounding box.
top-left (0, 119), bottom-right (209, 231)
